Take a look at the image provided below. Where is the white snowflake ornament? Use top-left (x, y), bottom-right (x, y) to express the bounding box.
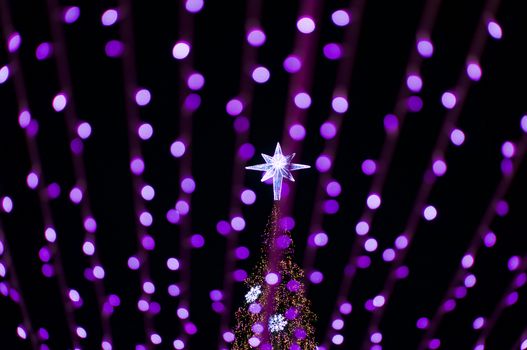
top-left (268, 313), bottom-right (288, 333)
top-left (245, 285), bottom-right (262, 303)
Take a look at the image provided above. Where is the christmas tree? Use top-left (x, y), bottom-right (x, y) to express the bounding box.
top-left (232, 203), bottom-right (317, 349)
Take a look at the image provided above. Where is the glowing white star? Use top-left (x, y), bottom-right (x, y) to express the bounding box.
top-left (246, 143), bottom-right (310, 201)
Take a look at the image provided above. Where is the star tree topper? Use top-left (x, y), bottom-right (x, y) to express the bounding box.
top-left (246, 143), bottom-right (310, 201)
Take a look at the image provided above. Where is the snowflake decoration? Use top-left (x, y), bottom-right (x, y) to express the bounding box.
top-left (268, 313), bottom-right (288, 333)
top-left (245, 285), bottom-right (262, 303)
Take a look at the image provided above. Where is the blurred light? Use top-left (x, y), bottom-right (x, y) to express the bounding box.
top-left (332, 10), bottom-right (350, 26)
top-left (297, 17), bottom-right (315, 34)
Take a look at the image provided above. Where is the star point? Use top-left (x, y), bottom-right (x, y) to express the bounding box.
top-left (246, 142), bottom-right (310, 201)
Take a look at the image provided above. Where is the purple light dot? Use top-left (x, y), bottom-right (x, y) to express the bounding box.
top-left (102, 9), bottom-right (118, 26)
top-left (501, 141), bottom-right (515, 158)
top-left (45, 227), bottom-right (57, 243)
top-left (63, 7), bottom-right (80, 24)
top-left (77, 122), bottom-right (92, 139)
top-left (320, 121), bottom-right (337, 139)
top-left (294, 92), bottom-right (312, 109)
top-left (265, 272), bottom-right (279, 285)
top-left (483, 231), bottom-right (496, 248)
top-left (461, 254), bottom-right (474, 269)
top-left (356, 221), bottom-right (369, 236)
top-left (332, 319), bottom-right (344, 330)
top-left (176, 200), bottom-right (189, 215)
top-left (467, 62), bottom-right (482, 81)
top-left (142, 235), bottom-right (155, 250)
top-left (326, 181), bottom-right (342, 197)
top-left (248, 303), bottom-right (262, 314)
top-left (248, 337), bottom-right (260, 347)
top-left (417, 38), bottom-right (434, 58)
top-left (0, 66), bottom-right (9, 84)
top-left (184, 92), bottom-right (200, 111)
top-left (235, 246), bottom-right (250, 260)
top-left (367, 194), bottom-right (381, 210)
top-left (316, 155), bottom-right (332, 172)
top-left (1, 197), bottom-right (13, 213)
top-left (384, 114), bottom-right (399, 133)
top-left (332, 334), bottom-right (344, 345)
top-left (143, 281), bottom-right (155, 294)
top-left (185, 0), bottom-right (204, 13)
top-left (128, 256), bottom-right (140, 270)
top-left (495, 200), bottom-right (509, 217)
top-left (93, 266), bottom-right (105, 279)
top-left (187, 72), bottom-right (205, 90)
top-left (36, 42), bottom-right (53, 60)
top-left (297, 17), bottom-right (315, 34)
top-left (190, 234), bottom-right (205, 248)
top-left (289, 124), bottom-right (306, 140)
top-left (429, 339), bottom-right (441, 349)
top-left (223, 331), bottom-right (235, 343)
top-left (371, 332), bottom-right (383, 344)
top-left (450, 129), bottom-right (465, 146)
top-left (323, 43), bottom-right (342, 60)
top-left (136, 123), bottom-right (153, 140)
top-left (340, 302), bottom-right (352, 315)
top-left (69, 289), bottom-right (80, 302)
top-left (287, 280), bottom-right (301, 292)
top-left (324, 199), bottom-right (339, 214)
top-left (506, 291), bottom-right (518, 306)
top-left (395, 265), bottom-right (409, 279)
top-left (362, 159), bottom-right (377, 175)
top-left (464, 274), bottom-right (476, 288)
top-left (314, 232), bottom-right (329, 247)
top-left (310, 271), bottom-right (324, 284)
top-left (130, 158), bottom-right (145, 175)
top-left (231, 216), bottom-right (246, 231)
top-left (234, 116), bottom-right (250, 134)
top-left (417, 317), bottom-right (429, 329)
top-left (172, 42), bottom-right (191, 59)
top-left (233, 269), bottom-right (247, 282)
top-left (252, 66), bottom-right (270, 83)
top-left (247, 28), bottom-right (266, 46)
top-left (168, 284), bottom-right (180, 297)
top-left (284, 55), bottom-right (302, 73)
top-left (455, 285), bottom-right (468, 299)
top-left (42, 264), bottom-right (54, 277)
top-left (138, 299), bottom-right (149, 312)
top-left (364, 238), bottom-right (378, 252)
top-left (383, 248), bottom-right (396, 262)
top-left (18, 110), bottom-right (31, 129)
top-left (170, 140), bottom-right (186, 158)
top-left (8, 33), bottom-right (21, 53)
top-left (167, 257), bottom-right (180, 271)
top-left (241, 189), bottom-right (256, 205)
top-left (53, 93), bottom-right (67, 112)
top-left (441, 92), bottom-right (457, 109)
top-left (487, 20), bottom-right (502, 39)
top-left (423, 205), bottom-right (437, 221)
top-left (473, 317), bottom-right (485, 330)
top-left (407, 74), bottom-right (423, 92)
top-left (226, 99), bottom-right (243, 116)
top-left (432, 159), bottom-right (447, 176)
top-left (139, 212), bottom-right (153, 227)
top-left (332, 9), bottom-right (350, 26)
top-left (407, 96), bottom-right (423, 112)
top-left (105, 40), bottom-right (124, 57)
top-left (16, 326), bottom-right (27, 340)
top-left (395, 235), bottom-right (408, 249)
top-left (0, 241), bottom-right (3, 255)
top-left (508, 256), bottom-right (520, 271)
top-left (83, 241), bottom-right (95, 256)
top-left (141, 185), bottom-right (155, 201)
top-left (181, 178), bottom-right (196, 194)
top-left (150, 334), bottom-right (162, 345)
top-left (135, 89), bottom-right (151, 106)
top-left (332, 96), bottom-right (348, 113)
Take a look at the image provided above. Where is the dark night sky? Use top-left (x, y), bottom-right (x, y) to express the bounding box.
top-left (0, 0), bottom-right (526, 349)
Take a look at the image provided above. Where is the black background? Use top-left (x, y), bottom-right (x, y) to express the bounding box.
top-left (0, 0), bottom-right (526, 349)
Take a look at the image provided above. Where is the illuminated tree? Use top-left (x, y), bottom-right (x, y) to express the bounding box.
top-left (232, 203), bottom-right (317, 349)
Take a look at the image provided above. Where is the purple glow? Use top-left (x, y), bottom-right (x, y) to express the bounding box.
top-left (473, 317), bottom-right (485, 330)
top-left (395, 235), bottom-right (409, 249)
top-left (508, 256), bottom-right (520, 271)
top-left (417, 317), bottom-right (429, 329)
top-left (234, 116), bottom-right (250, 133)
top-left (332, 334), bottom-right (344, 345)
top-left (130, 158), bottom-right (145, 175)
top-left (36, 42), bottom-right (53, 60)
top-left (241, 189), bottom-right (256, 205)
top-left (326, 181), bottom-right (342, 197)
top-left (210, 290), bottom-right (224, 302)
top-left (484, 231), bottom-right (496, 248)
top-left (168, 284), bottom-right (180, 297)
top-left (284, 55), bottom-right (302, 73)
top-left (185, 0), bottom-right (204, 13)
top-left (501, 141), bottom-right (515, 158)
top-left (332, 96), bottom-right (348, 113)
top-left (8, 33), bottom-right (21, 53)
top-left (181, 177), bottom-right (196, 193)
top-left (461, 254), bottom-right (474, 269)
top-left (0, 66), bottom-right (9, 84)
top-left (128, 256), bottom-right (140, 270)
top-left (135, 89), bottom-right (151, 106)
top-left (417, 38), bottom-right (434, 58)
top-left (297, 17), bottom-right (316, 34)
top-left (332, 10), bottom-right (351, 26)
top-left (432, 159), bottom-right (447, 176)
top-left (77, 122), bottom-right (92, 139)
top-left (364, 238), bottom-right (378, 252)
top-left (142, 235), bottom-right (155, 250)
top-left (362, 159), bottom-right (377, 175)
top-left (506, 292), bottom-right (518, 306)
top-left (53, 93), bottom-right (67, 112)
top-left (383, 248), bottom-right (395, 262)
top-left (467, 62), bottom-right (482, 81)
top-left (93, 266), bottom-right (105, 279)
top-left (356, 221), bottom-right (369, 236)
top-left (287, 280), bottom-right (301, 292)
top-left (487, 20), bottom-right (502, 39)
top-left (226, 99), bottom-right (243, 116)
top-left (407, 74), bottom-right (423, 92)
top-left (324, 199), bottom-right (339, 214)
top-left (167, 258), bottom-right (180, 271)
top-left (235, 246), bottom-right (250, 260)
top-left (141, 185), bottom-right (155, 201)
top-left (289, 124), bottom-right (306, 140)
top-left (314, 232), bottom-right (329, 247)
top-left (371, 332), bottom-right (383, 344)
top-left (265, 272), bottom-right (279, 285)
top-left (320, 121), bottom-right (337, 139)
top-left (173, 42), bottom-right (191, 59)
top-left (105, 40), bottom-right (124, 57)
top-left (496, 200), bottom-right (509, 216)
top-left (423, 205), bottom-right (437, 221)
top-left (102, 9), bottom-right (119, 26)
top-left (187, 73), bottom-right (205, 90)
top-left (324, 43), bottom-right (342, 60)
top-left (316, 155), bottom-right (332, 172)
top-left (190, 234), bottom-right (205, 248)
top-left (139, 212), bottom-right (153, 227)
top-left (223, 331), bottom-right (235, 342)
top-left (367, 194), bottom-right (381, 210)
top-left (441, 92), bottom-right (457, 109)
top-left (464, 274), bottom-right (476, 288)
top-left (238, 143), bottom-right (255, 160)
top-left (170, 140), bottom-right (186, 158)
top-left (450, 129), bottom-right (465, 146)
top-left (231, 216), bottom-right (246, 231)
top-left (247, 29), bottom-right (266, 46)
top-left (63, 7), bottom-right (80, 24)
top-left (252, 66), bottom-right (270, 83)
top-left (384, 114), bottom-right (399, 133)
top-left (407, 96), bottom-right (423, 112)
top-left (294, 92), bottom-right (312, 109)
top-left (1, 197), bottom-right (13, 213)
top-left (309, 271), bottom-right (323, 284)
top-left (83, 241), bottom-right (95, 256)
